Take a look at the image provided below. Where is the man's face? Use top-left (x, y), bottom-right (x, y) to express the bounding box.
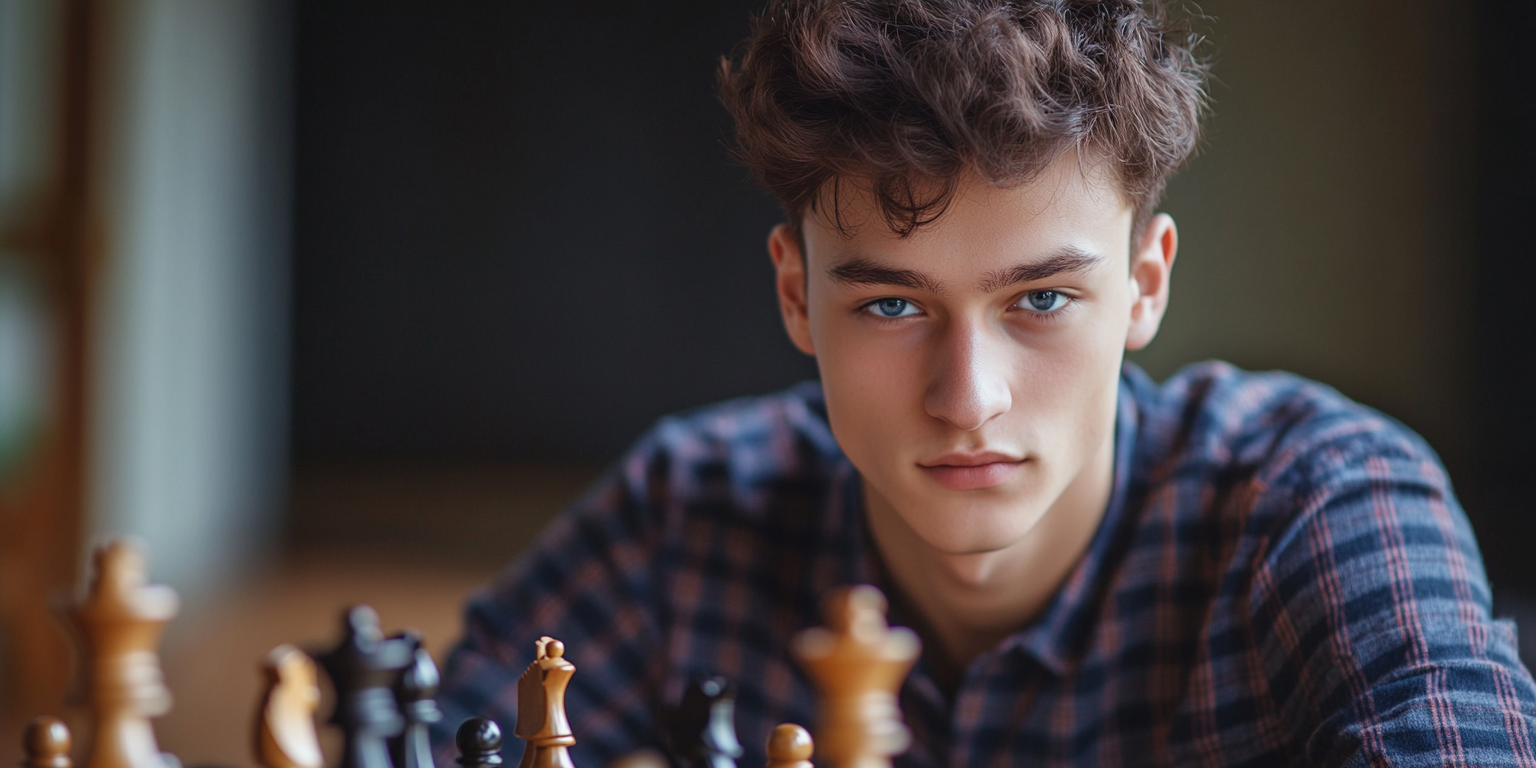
top-left (770, 157), bottom-right (1175, 557)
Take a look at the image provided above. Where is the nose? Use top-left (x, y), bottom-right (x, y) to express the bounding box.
top-left (923, 320), bottom-right (1012, 431)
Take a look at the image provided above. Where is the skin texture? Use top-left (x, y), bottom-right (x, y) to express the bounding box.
top-left (768, 156), bottom-right (1178, 670)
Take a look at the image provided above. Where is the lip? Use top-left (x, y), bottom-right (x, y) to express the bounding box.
top-left (921, 450), bottom-right (1022, 467)
top-left (918, 451), bottom-right (1026, 491)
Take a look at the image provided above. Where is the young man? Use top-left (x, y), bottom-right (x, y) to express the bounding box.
top-left (433, 1), bottom-right (1536, 765)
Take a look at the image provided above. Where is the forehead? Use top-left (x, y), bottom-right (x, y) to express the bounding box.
top-left (803, 155), bottom-right (1134, 275)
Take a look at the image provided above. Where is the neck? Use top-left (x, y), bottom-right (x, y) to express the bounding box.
top-left (865, 431), bottom-right (1115, 670)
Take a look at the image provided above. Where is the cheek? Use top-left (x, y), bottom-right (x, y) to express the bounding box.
top-left (1006, 308), bottom-right (1126, 441)
top-left (810, 316), bottom-right (927, 460)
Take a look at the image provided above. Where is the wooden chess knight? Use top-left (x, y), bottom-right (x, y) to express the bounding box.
top-left (256, 645), bottom-right (323, 768)
top-left (515, 637), bottom-right (578, 768)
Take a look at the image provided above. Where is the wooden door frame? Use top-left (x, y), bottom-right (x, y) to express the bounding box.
top-left (0, 0), bottom-right (103, 725)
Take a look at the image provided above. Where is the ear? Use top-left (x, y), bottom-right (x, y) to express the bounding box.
top-left (768, 223), bottom-right (816, 356)
top-left (1125, 213), bottom-right (1177, 351)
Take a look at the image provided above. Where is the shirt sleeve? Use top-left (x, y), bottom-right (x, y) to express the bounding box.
top-left (1250, 424), bottom-right (1536, 767)
top-left (429, 431), bottom-right (674, 767)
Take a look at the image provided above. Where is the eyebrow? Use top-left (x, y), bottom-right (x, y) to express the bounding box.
top-left (826, 257), bottom-right (947, 294)
top-left (827, 245), bottom-right (1105, 295)
top-left (976, 246), bottom-right (1104, 293)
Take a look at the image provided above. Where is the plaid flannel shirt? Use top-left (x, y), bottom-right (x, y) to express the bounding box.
top-left (432, 361), bottom-right (1536, 767)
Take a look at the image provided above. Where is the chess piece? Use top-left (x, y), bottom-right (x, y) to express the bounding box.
top-left (763, 725), bottom-right (812, 768)
top-left (668, 677), bottom-right (743, 768)
top-left (316, 606), bottom-right (415, 768)
top-left (605, 752), bottom-right (665, 768)
top-left (454, 719), bottom-right (503, 768)
top-left (790, 585), bottom-right (919, 768)
top-left (255, 645), bottom-right (323, 768)
top-left (513, 637), bottom-right (576, 768)
top-left (23, 717), bottom-right (72, 768)
top-left (63, 539), bottom-right (180, 768)
top-left (390, 632), bottom-right (442, 768)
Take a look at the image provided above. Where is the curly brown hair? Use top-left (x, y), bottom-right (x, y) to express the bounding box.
top-left (718, 0), bottom-right (1209, 239)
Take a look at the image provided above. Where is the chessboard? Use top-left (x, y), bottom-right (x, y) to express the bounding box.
top-left (11, 539), bottom-right (922, 768)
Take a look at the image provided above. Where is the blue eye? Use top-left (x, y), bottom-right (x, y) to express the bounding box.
top-left (1020, 290), bottom-right (1069, 313)
top-left (867, 298), bottom-right (919, 318)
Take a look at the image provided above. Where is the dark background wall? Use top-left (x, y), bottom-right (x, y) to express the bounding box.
top-left (1473, 0), bottom-right (1536, 596)
top-left (290, 2), bottom-right (1536, 591)
top-left (292, 2), bottom-right (813, 465)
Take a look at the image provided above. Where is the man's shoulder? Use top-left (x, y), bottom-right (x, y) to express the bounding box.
top-left (1118, 359), bottom-right (1461, 565)
top-left (600, 381), bottom-right (848, 520)
top-left (1101, 376), bottom-right (1525, 768)
top-left (1127, 359), bottom-right (1444, 494)
top-left (642, 380), bottom-right (841, 469)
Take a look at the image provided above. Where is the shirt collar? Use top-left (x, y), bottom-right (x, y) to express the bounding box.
top-left (1000, 363), bottom-right (1145, 675)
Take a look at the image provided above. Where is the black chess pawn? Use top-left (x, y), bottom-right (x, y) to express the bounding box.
top-left (316, 606), bottom-right (416, 768)
top-left (455, 718), bottom-right (504, 768)
top-left (668, 676), bottom-right (744, 768)
top-left (390, 631), bottom-right (443, 768)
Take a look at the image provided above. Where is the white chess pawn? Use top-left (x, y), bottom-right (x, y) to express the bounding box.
top-left (764, 724), bottom-right (813, 768)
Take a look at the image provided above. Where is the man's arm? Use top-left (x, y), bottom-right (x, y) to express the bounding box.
top-left (1251, 427), bottom-right (1536, 767)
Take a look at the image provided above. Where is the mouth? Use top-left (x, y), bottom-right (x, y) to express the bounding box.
top-left (917, 451), bottom-right (1026, 491)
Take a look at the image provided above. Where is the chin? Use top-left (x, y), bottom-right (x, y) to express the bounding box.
top-left (903, 493), bottom-right (1050, 555)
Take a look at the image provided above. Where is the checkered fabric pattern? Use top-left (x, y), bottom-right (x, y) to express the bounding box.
top-left (432, 362), bottom-right (1536, 767)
